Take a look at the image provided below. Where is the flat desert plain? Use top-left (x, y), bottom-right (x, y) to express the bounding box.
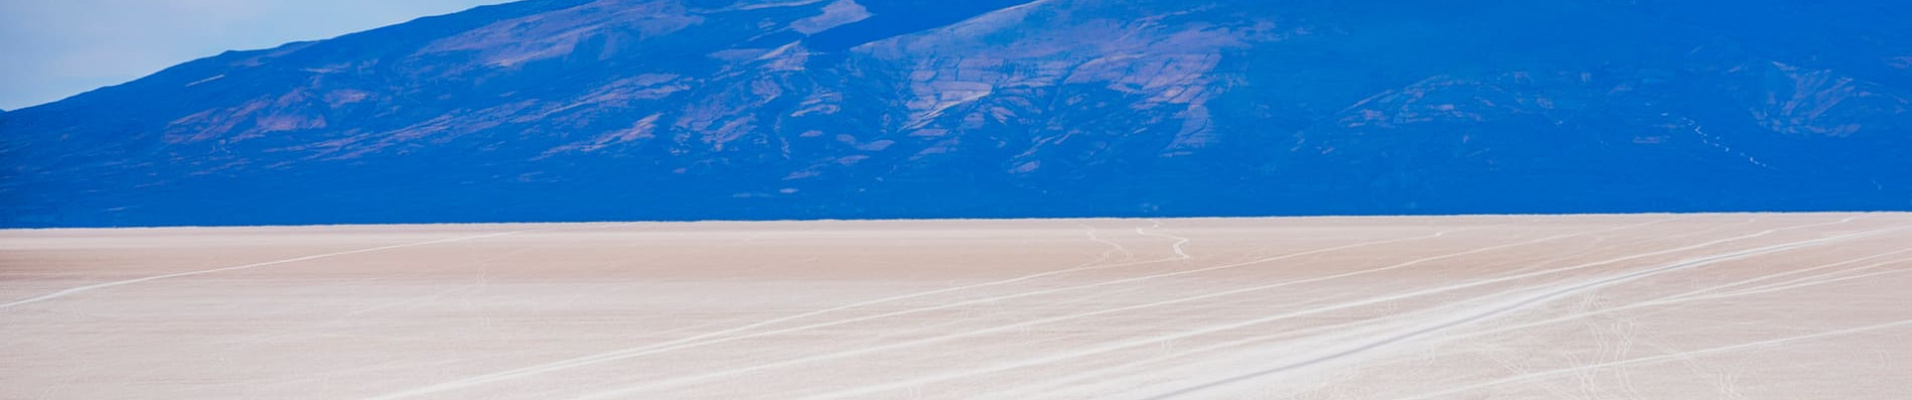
top-left (3, 213), bottom-right (1910, 400)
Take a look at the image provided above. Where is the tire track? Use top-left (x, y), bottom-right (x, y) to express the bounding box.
top-left (992, 217), bottom-right (1751, 399)
top-left (1448, 251), bottom-right (1912, 343)
top-left (781, 218), bottom-right (1676, 400)
top-left (352, 223), bottom-right (1202, 400)
top-left (364, 224), bottom-right (1496, 400)
top-left (1379, 319), bottom-right (1912, 400)
top-left (569, 222), bottom-right (1808, 400)
top-left (1130, 224), bottom-right (1891, 400)
top-left (1, 230), bottom-right (533, 309)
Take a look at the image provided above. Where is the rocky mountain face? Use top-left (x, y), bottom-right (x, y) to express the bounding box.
top-left (3, 0), bottom-right (1909, 227)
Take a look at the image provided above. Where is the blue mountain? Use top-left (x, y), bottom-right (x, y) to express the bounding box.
top-left (3, 0), bottom-right (1910, 227)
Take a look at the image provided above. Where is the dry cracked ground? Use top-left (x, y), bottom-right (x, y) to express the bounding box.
top-left (3, 213), bottom-right (1910, 399)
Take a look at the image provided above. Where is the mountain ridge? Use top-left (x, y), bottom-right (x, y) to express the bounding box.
top-left (3, 0), bottom-right (1909, 227)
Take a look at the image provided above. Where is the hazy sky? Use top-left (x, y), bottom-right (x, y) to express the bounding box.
top-left (0, 0), bottom-right (513, 110)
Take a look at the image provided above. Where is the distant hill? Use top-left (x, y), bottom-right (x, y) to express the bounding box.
top-left (3, 0), bottom-right (1910, 227)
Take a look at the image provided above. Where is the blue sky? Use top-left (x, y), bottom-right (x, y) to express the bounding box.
top-left (0, 0), bottom-right (512, 110)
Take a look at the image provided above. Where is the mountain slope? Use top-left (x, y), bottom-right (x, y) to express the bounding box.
top-left (3, 0), bottom-right (1909, 227)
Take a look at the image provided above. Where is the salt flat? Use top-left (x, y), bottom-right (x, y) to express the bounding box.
top-left (2, 213), bottom-right (1909, 400)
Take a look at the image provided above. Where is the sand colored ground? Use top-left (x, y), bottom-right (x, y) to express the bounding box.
top-left (2, 213), bottom-right (1910, 400)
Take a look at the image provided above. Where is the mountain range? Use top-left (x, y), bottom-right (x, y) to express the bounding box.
top-left (3, 0), bottom-right (1910, 227)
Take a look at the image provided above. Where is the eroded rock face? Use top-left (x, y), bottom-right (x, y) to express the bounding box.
top-left (2, 0), bottom-right (1909, 227)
